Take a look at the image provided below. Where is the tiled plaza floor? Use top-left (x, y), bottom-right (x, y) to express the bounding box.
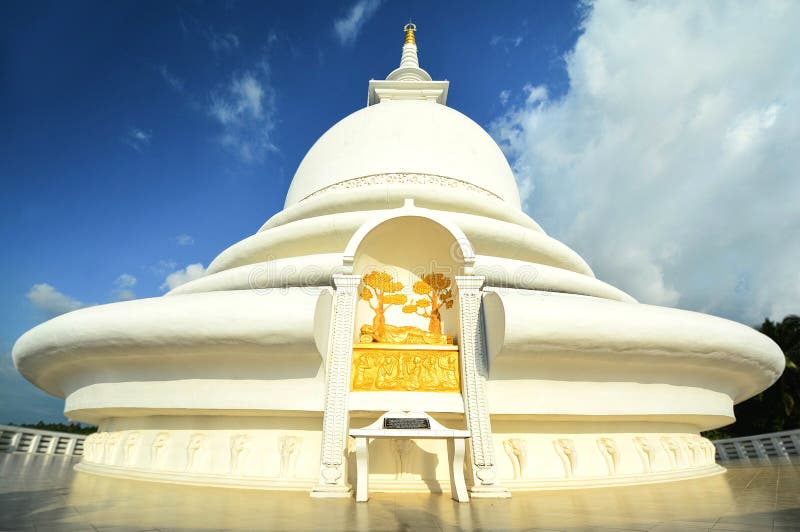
top-left (1, 453), bottom-right (799, 531)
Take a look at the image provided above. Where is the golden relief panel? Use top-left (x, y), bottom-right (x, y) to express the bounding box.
top-left (354, 270), bottom-right (459, 392)
top-left (351, 346), bottom-right (460, 393)
top-left (358, 271), bottom-right (454, 345)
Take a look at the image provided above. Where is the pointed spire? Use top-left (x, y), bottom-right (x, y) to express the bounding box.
top-left (387, 22), bottom-right (431, 82)
top-left (404, 22), bottom-right (416, 45)
top-left (399, 22), bottom-right (421, 71)
top-left (366, 21), bottom-right (449, 106)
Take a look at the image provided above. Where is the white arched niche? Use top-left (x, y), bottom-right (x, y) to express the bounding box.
top-left (344, 209), bottom-right (474, 343)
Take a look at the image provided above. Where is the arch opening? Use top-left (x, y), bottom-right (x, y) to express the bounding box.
top-left (346, 214), bottom-right (472, 395)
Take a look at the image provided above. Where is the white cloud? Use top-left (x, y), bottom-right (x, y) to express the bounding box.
top-left (207, 29), bottom-right (240, 55)
top-left (209, 71), bottom-right (277, 163)
top-left (124, 127), bottom-right (152, 151)
top-left (115, 274), bottom-right (136, 288)
top-left (111, 274), bottom-right (137, 301)
top-left (499, 90), bottom-right (511, 106)
top-left (159, 65), bottom-right (184, 92)
top-left (175, 14), bottom-right (238, 55)
top-left (724, 104), bottom-right (781, 157)
top-left (26, 284), bottom-right (84, 317)
top-left (490, 33), bottom-right (525, 52)
top-left (491, 0), bottom-right (800, 324)
top-left (523, 84), bottom-right (548, 106)
top-left (161, 263), bottom-right (207, 291)
top-left (175, 234), bottom-right (195, 246)
top-left (333, 0), bottom-right (383, 47)
top-left (149, 259), bottom-right (178, 277)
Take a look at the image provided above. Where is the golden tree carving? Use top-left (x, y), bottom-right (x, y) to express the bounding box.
top-left (402, 273), bottom-right (454, 334)
top-left (360, 271), bottom-right (407, 337)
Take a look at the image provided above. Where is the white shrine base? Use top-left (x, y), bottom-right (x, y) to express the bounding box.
top-left (73, 414), bottom-right (724, 493)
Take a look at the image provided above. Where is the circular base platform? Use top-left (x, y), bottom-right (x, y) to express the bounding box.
top-left (77, 415), bottom-right (723, 493)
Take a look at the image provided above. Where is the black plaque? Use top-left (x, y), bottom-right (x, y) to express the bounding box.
top-left (383, 417), bottom-right (430, 430)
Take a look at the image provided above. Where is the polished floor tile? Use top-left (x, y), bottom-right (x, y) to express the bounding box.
top-left (1, 454), bottom-right (799, 531)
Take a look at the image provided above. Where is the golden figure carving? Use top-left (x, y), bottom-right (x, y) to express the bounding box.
top-left (358, 271), bottom-right (453, 345)
top-left (360, 323), bottom-right (453, 345)
top-left (402, 273), bottom-right (454, 335)
top-left (351, 347), bottom-right (460, 393)
top-left (355, 271), bottom-right (458, 391)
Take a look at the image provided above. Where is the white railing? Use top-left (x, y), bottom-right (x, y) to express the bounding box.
top-left (713, 429), bottom-right (800, 461)
top-left (0, 424), bottom-right (86, 456)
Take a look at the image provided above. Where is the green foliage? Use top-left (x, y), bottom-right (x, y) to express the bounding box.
top-left (703, 314), bottom-right (800, 439)
top-left (7, 421), bottom-right (97, 435)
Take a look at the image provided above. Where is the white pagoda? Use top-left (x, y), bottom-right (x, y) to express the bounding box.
top-left (13, 24), bottom-right (784, 498)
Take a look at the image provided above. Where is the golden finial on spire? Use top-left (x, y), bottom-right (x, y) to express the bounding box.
top-left (404, 22), bottom-right (417, 45)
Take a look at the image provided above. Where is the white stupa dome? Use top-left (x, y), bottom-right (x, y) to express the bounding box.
top-left (285, 100), bottom-right (522, 208)
top-left (10, 23), bottom-right (785, 497)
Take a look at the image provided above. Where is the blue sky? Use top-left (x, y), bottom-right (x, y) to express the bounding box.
top-left (2, 0), bottom-right (799, 424)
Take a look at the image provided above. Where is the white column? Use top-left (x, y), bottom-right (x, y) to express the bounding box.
top-left (311, 274), bottom-right (360, 498)
top-left (714, 442), bottom-right (728, 460)
top-left (65, 437), bottom-right (78, 456)
top-left (753, 439), bottom-right (768, 458)
top-left (455, 275), bottom-right (509, 498)
top-left (28, 434), bottom-right (41, 454)
top-left (733, 441), bottom-right (748, 460)
top-left (771, 437), bottom-right (788, 457)
top-left (789, 433), bottom-right (800, 456)
top-left (447, 438), bottom-right (469, 502)
top-left (354, 437), bottom-right (369, 502)
top-left (8, 432), bottom-right (21, 453)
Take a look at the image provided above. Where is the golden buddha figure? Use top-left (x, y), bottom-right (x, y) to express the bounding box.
top-left (358, 270), bottom-right (454, 345)
top-left (351, 270), bottom-right (461, 393)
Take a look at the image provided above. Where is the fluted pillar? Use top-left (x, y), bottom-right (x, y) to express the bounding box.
top-left (455, 275), bottom-right (510, 498)
top-left (311, 274), bottom-right (360, 497)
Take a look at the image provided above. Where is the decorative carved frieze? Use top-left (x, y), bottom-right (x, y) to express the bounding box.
top-left (700, 437), bottom-right (717, 463)
top-left (229, 434), bottom-right (251, 475)
top-left (554, 438), bottom-right (577, 478)
top-left (660, 436), bottom-right (681, 469)
top-left (186, 433), bottom-right (208, 472)
top-left (660, 436), bottom-right (681, 468)
top-left (83, 433), bottom-right (96, 462)
top-left (682, 436), bottom-right (700, 466)
top-left (597, 437), bottom-right (620, 475)
top-left (503, 438), bottom-right (528, 480)
top-left (76, 429), bottom-right (722, 488)
top-left (351, 346), bottom-right (460, 392)
top-left (93, 432), bottom-right (107, 464)
top-left (151, 432), bottom-right (170, 469)
top-left (105, 432), bottom-right (120, 465)
top-left (123, 432), bottom-right (140, 466)
top-left (280, 435), bottom-right (301, 478)
top-left (300, 173), bottom-right (503, 203)
top-left (634, 436), bottom-right (656, 473)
